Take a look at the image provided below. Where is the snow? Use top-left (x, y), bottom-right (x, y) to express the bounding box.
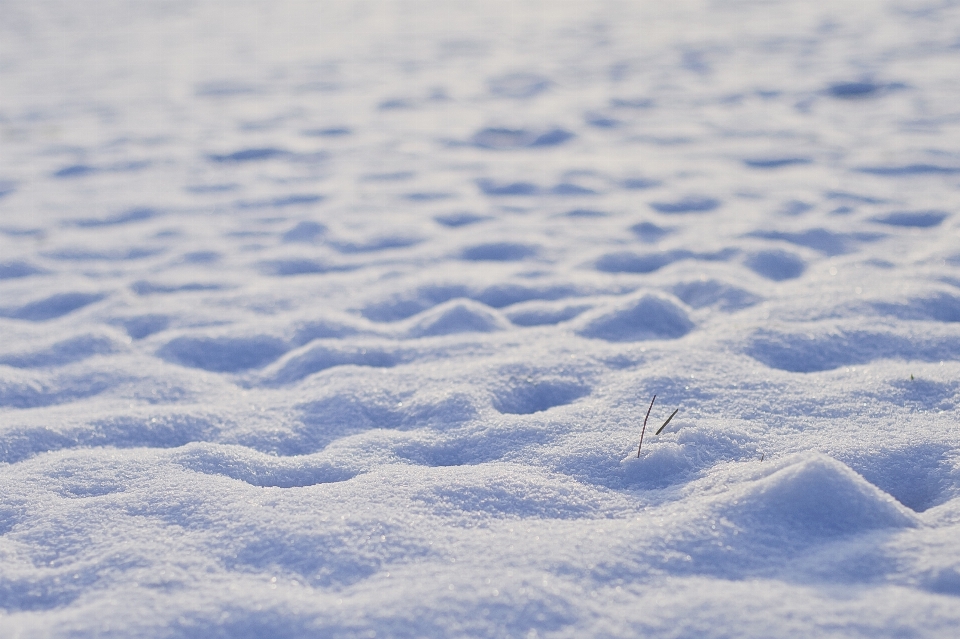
top-left (2, 0), bottom-right (960, 636)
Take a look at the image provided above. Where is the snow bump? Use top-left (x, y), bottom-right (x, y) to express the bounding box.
top-left (1, 292), bottom-right (105, 322)
top-left (649, 196), bottom-right (721, 214)
top-left (406, 299), bottom-right (510, 337)
top-left (172, 443), bottom-right (358, 488)
top-left (158, 335), bottom-right (289, 372)
top-left (744, 249), bottom-right (807, 281)
top-left (258, 342), bottom-right (398, 386)
top-left (576, 293), bottom-right (694, 342)
top-left (726, 453), bottom-right (917, 539)
top-left (460, 242), bottom-right (538, 261)
top-left (871, 210), bottom-right (949, 228)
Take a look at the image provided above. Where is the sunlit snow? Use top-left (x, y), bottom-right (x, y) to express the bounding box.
top-left (2, 1), bottom-right (960, 637)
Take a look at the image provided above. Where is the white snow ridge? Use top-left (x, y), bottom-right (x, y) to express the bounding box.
top-left (3, 0), bottom-right (960, 637)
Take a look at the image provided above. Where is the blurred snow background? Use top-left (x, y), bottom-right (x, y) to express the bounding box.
top-left (3, 1), bottom-right (960, 636)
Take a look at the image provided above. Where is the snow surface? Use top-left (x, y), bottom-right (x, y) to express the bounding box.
top-left (3, 0), bottom-right (960, 636)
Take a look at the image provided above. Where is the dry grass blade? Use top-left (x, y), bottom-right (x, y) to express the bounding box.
top-left (637, 394), bottom-right (656, 457)
top-left (655, 408), bottom-right (679, 435)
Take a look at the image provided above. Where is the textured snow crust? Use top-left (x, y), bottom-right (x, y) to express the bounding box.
top-left (3, 0), bottom-right (960, 636)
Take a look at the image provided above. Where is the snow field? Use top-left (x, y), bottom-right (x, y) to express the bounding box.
top-left (3, 0), bottom-right (960, 636)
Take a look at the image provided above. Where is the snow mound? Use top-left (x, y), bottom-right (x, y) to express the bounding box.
top-left (460, 242), bottom-right (538, 261)
top-left (576, 293), bottom-right (693, 341)
top-left (0, 260), bottom-right (47, 279)
top-left (649, 196), bottom-right (721, 214)
top-left (406, 298), bottom-right (510, 337)
top-left (157, 334), bottom-right (288, 372)
top-left (594, 250), bottom-right (680, 274)
top-left (282, 385), bottom-right (480, 455)
top-left (871, 210), bottom-right (948, 228)
top-left (172, 443), bottom-right (357, 487)
top-left (470, 127), bottom-right (573, 149)
top-left (620, 442), bottom-right (693, 487)
top-left (117, 314), bottom-right (170, 339)
top-left (504, 299), bottom-right (593, 326)
top-left (727, 453), bottom-right (917, 539)
top-left (619, 420), bottom-right (760, 488)
top-left (258, 341), bottom-right (398, 386)
top-left (745, 325), bottom-right (960, 372)
top-left (0, 330), bottom-right (128, 368)
top-left (744, 249), bottom-right (807, 281)
top-left (281, 220), bottom-right (327, 242)
top-left (671, 279), bottom-right (761, 311)
top-left (487, 72), bottom-right (551, 98)
top-left (0, 292), bottom-right (104, 321)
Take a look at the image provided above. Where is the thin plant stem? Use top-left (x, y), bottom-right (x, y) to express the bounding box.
top-left (655, 408), bottom-right (679, 435)
top-left (637, 395), bottom-right (656, 457)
